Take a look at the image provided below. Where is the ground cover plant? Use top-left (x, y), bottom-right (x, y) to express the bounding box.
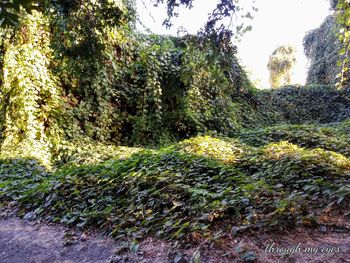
top-left (1, 125), bottom-right (349, 242)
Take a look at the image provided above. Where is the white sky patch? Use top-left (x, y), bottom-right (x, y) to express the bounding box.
top-left (136, 0), bottom-right (332, 88)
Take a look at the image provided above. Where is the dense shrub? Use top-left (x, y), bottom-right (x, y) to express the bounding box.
top-left (0, 2), bottom-right (255, 162)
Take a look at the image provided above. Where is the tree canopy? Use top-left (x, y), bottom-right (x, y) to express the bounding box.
top-left (267, 45), bottom-right (296, 88)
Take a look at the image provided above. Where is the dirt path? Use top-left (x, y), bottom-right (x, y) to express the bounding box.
top-left (0, 214), bottom-right (349, 263)
top-left (0, 217), bottom-right (118, 263)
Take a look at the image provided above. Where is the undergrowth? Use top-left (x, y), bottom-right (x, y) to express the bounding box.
top-left (239, 120), bottom-right (350, 156)
top-left (1, 123), bottom-right (349, 241)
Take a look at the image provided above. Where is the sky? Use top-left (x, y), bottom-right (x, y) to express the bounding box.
top-left (135, 0), bottom-right (332, 88)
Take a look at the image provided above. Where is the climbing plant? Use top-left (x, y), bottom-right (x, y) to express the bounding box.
top-left (336, 0), bottom-right (350, 87)
top-left (0, 0), bottom-right (35, 26)
top-left (0, 10), bottom-right (62, 166)
top-left (304, 15), bottom-right (342, 86)
top-left (0, 0), bottom-right (256, 167)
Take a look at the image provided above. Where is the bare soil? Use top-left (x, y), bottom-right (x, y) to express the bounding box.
top-left (0, 211), bottom-right (349, 263)
top-left (0, 217), bottom-right (118, 263)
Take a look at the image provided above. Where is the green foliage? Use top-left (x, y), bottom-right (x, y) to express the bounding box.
top-left (267, 45), bottom-right (296, 88)
top-left (304, 15), bottom-right (343, 86)
top-left (46, 0), bottom-right (133, 145)
top-left (0, 10), bottom-right (62, 166)
top-left (256, 85), bottom-right (350, 124)
top-left (238, 120), bottom-right (350, 156)
top-left (304, 0), bottom-right (350, 88)
top-left (0, 1), bottom-right (256, 164)
top-left (177, 136), bottom-right (248, 164)
top-left (178, 37), bottom-right (252, 135)
top-left (0, 0), bottom-right (349, 244)
top-left (53, 140), bottom-right (142, 166)
top-left (0, 0), bottom-right (35, 27)
top-left (1, 132), bottom-right (349, 240)
top-left (336, 0), bottom-right (350, 87)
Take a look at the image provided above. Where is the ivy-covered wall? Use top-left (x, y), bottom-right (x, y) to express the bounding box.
top-left (303, 15), bottom-right (343, 86)
top-left (0, 1), bottom-right (255, 165)
top-left (1, 1), bottom-right (349, 167)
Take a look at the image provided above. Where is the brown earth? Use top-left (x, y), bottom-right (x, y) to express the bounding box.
top-left (0, 210), bottom-right (349, 263)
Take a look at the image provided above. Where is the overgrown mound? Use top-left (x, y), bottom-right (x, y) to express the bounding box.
top-left (1, 132), bottom-right (349, 240)
top-left (239, 120), bottom-right (350, 156)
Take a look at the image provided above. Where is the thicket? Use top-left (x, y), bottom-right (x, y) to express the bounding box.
top-left (0, 1), bottom-right (255, 165)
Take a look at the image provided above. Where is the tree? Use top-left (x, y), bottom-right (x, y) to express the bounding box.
top-left (301, 0), bottom-right (350, 87)
top-left (0, 0), bottom-right (256, 48)
top-left (267, 45), bottom-right (296, 88)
